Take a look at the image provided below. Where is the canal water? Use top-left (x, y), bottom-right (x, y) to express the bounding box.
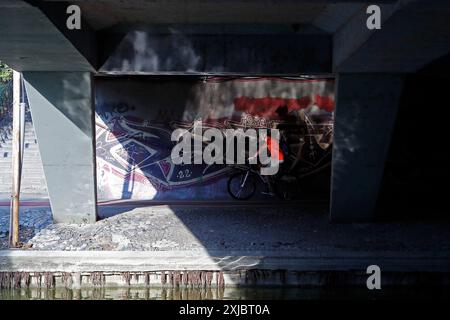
top-left (1, 286), bottom-right (449, 300)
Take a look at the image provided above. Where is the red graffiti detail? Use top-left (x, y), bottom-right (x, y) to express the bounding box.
top-left (314, 94), bottom-right (334, 113)
top-left (234, 95), bottom-right (334, 118)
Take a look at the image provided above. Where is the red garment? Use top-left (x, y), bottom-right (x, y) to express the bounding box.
top-left (266, 136), bottom-right (284, 162)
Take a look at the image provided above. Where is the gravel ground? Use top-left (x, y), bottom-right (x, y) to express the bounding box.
top-left (1, 204), bottom-right (450, 253)
top-left (28, 205), bottom-right (329, 251)
top-left (29, 206), bottom-right (206, 251)
top-left (0, 208), bottom-right (52, 249)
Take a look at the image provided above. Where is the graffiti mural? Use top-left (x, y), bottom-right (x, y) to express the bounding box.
top-left (95, 77), bottom-right (334, 201)
top-left (96, 116), bottom-right (231, 199)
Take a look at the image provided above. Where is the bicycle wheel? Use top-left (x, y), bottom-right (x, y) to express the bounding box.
top-left (227, 171), bottom-right (256, 200)
top-left (274, 174), bottom-right (300, 200)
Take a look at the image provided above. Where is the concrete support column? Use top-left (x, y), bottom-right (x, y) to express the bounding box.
top-left (23, 72), bottom-right (97, 223)
top-left (330, 74), bottom-right (404, 222)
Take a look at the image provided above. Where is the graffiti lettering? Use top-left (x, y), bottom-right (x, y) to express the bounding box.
top-left (177, 169), bottom-right (192, 179)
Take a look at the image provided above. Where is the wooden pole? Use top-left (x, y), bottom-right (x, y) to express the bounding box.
top-left (9, 70), bottom-right (21, 247)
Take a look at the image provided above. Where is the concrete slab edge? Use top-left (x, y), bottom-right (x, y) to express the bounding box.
top-left (1, 250), bottom-right (450, 288)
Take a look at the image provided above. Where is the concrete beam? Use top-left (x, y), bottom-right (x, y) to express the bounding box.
top-left (27, 0), bottom-right (97, 68)
top-left (99, 27), bottom-right (332, 75)
top-left (334, 0), bottom-right (450, 73)
top-left (23, 72), bottom-right (97, 223)
top-left (0, 0), bottom-right (94, 71)
top-left (312, 3), bottom-right (366, 34)
top-left (330, 74), bottom-right (404, 222)
top-left (52, 0), bottom-right (396, 31)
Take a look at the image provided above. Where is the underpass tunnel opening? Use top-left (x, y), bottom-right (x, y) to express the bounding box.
top-left (94, 75), bottom-right (335, 205)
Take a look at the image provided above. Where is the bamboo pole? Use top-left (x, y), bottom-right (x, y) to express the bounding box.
top-left (9, 70), bottom-right (21, 247)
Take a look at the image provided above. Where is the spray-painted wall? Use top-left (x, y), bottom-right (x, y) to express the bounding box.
top-left (95, 77), bottom-right (334, 201)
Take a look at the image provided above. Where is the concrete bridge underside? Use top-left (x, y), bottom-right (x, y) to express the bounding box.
top-left (1, 0), bottom-right (450, 223)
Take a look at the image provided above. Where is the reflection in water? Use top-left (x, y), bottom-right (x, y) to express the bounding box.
top-left (1, 286), bottom-right (449, 300)
top-left (1, 286), bottom-right (295, 300)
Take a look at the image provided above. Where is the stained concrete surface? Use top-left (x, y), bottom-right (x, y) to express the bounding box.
top-left (24, 72), bottom-right (97, 224)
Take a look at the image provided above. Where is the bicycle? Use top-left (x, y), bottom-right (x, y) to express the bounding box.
top-left (227, 163), bottom-right (300, 200)
top-left (226, 134), bottom-right (300, 201)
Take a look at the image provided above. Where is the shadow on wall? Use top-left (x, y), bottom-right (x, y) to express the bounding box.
top-left (376, 72), bottom-right (450, 221)
top-left (95, 76), bottom-right (335, 202)
top-left (99, 28), bottom-right (331, 74)
top-left (23, 73), bottom-right (94, 139)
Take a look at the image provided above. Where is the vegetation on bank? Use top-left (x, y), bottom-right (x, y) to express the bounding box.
top-left (0, 61), bottom-right (12, 117)
top-left (0, 61), bottom-right (12, 83)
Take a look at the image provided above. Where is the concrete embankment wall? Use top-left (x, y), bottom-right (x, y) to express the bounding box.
top-left (0, 89), bottom-right (47, 197)
top-left (1, 251), bottom-right (450, 289)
